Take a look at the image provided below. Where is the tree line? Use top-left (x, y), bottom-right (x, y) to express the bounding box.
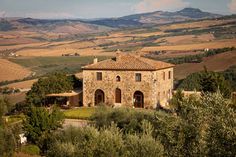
top-left (167, 47), bottom-right (235, 64)
top-left (177, 66), bottom-right (236, 97)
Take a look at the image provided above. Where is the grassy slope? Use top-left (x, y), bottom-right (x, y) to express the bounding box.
top-left (174, 50), bottom-right (236, 79)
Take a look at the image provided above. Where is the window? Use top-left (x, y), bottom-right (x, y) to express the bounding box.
top-left (96, 72), bottom-right (102, 81)
top-left (135, 73), bottom-right (141, 82)
top-left (168, 71), bottom-right (171, 79)
top-left (116, 76), bottom-right (121, 82)
top-left (163, 72), bottom-right (165, 80)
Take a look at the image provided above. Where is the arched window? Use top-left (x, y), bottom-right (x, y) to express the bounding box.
top-left (116, 76), bottom-right (121, 82)
top-left (115, 88), bottom-right (121, 103)
top-left (133, 91), bottom-right (144, 108)
top-left (94, 89), bottom-right (105, 105)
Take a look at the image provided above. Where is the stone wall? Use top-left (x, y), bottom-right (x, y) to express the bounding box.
top-left (83, 68), bottom-right (173, 108)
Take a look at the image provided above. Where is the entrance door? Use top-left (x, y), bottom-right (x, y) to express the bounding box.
top-left (133, 91), bottom-right (144, 108)
top-left (115, 88), bottom-right (121, 103)
top-left (95, 89), bottom-right (105, 105)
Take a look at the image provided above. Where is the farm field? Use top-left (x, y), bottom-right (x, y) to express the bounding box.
top-left (0, 58), bottom-right (32, 82)
top-left (1, 16), bottom-right (236, 58)
top-left (7, 56), bottom-right (111, 76)
top-left (174, 50), bottom-right (236, 79)
top-left (141, 39), bottom-right (236, 52)
top-left (1, 15), bottom-right (236, 87)
top-left (1, 79), bottom-right (37, 89)
top-left (3, 92), bottom-right (27, 104)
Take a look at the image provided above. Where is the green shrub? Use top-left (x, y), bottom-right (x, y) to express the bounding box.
top-left (21, 144), bottom-right (40, 155)
top-left (47, 122), bottom-right (164, 157)
top-left (92, 107), bottom-right (155, 133)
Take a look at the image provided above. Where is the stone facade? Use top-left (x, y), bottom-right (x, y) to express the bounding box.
top-left (83, 68), bottom-right (173, 108)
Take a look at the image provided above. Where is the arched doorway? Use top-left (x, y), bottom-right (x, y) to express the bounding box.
top-left (115, 88), bottom-right (121, 103)
top-left (133, 91), bottom-right (144, 108)
top-left (95, 89), bottom-right (105, 105)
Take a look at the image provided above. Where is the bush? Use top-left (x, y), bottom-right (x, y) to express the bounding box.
top-left (23, 105), bottom-right (64, 150)
top-left (47, 122), bottom-right (164, 157)
top-left (42, 93), bottom-right (236, 156)
top-left (21, 144), bottom-right (40, 155)
top-left (177, 70), bottom-right (232, 98)
top-left (92, 107), bottom-right (155, 133)
top-left (202, 92), bottom-right (236, 156)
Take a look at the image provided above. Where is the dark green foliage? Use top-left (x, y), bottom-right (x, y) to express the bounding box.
top-left (0, 87), bottom-right (20, 95)
top-left (23, 106), bottom-right (64, 148)
top-left (0, 97), bottom-right (20, 157)
top-left (67, 75), bottom-right (83, 89)
top-left (200, 70), bottom-right (232, 98)
top-left (26, 72), bottom-right (73, 106)
top-left (223, 65), bottom-right (236, 90)
top-left (0, 97), bottom-right (12, 124)
top-left (47, 123), bottom-right (164, 157)
top-left (165, 92), bottom-right (205, 156)
top-left (0, 126), bottom-right (18, 157)
top-left (20, 144), bottom-right (40, 155)
top-left (177, 73), bottom-right (202, 91)
top-left (177, 70), bottom-right (232, 98)
top-left (202, 93), bottom-right (236, 156)
top-left (92, 107), bottom-right (155, 133)
top-left (39, 91), bottom-right (236, 156)
top-left (124, 121), bottom-right (164, 157)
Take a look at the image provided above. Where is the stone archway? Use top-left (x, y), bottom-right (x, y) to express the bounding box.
top-left (95, 89), bottom-right (105, 105)
top-left (133, 91), bottom-right (144, 108)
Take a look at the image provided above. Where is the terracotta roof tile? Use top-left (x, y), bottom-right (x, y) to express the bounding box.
top-left (82, 54), bottom-right (174, 71)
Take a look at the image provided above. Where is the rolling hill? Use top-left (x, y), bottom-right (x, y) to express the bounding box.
top-left (87, 8), bottom-right (222, 27)
top-left (174, 50), bottom-right (236, 79)
top-left (0, 18), bottom-right (111, 35)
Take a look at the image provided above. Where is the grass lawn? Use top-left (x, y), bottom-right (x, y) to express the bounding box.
top-left (63, 107), bottom-right (96, 120)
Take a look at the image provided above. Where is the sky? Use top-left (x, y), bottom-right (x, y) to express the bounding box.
top-left (0, 0), bottom-right (235, 19)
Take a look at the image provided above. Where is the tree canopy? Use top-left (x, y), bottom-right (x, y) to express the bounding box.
top-left (177, 69), bottom-right (232, 98)
top-left (23, 106), bottom-right (64, 151)
top-left (26, 72), bottom-right (73, 106)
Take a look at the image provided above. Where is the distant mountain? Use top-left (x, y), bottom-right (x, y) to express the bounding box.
top-left (0, 18), bottom-right (111, 34)
top-left (0, 8), bottom-right (223, 33)
top-left (176, 8), bottom-right (220, 19)
top-left (86, 18), bottom-right (143, 28)
top-left (87, 8), bottom-right (222, 27)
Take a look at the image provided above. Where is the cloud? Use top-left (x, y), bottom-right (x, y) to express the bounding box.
top-left (228, 0), bottom-right (236, 13)
top-left (133, 0), bottom-right (189, 13)
top-left (0, 11), bottom-right (6, 17)
top-left (25, 12), bottom-right (75, 19)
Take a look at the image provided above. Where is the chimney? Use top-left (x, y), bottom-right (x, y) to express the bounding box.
top-left (116, 49), bottom-right (121, 61)
top-left (93, 57), bottom-right (98, 64)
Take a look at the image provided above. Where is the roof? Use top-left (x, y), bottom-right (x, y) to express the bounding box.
top-left (82, 54), bottom-right (174, 71)
top-left (46, 91), bottom-right (82, 97)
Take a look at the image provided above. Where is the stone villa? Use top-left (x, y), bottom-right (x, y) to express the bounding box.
top-left (82, 54), bottom-right (174, 108)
